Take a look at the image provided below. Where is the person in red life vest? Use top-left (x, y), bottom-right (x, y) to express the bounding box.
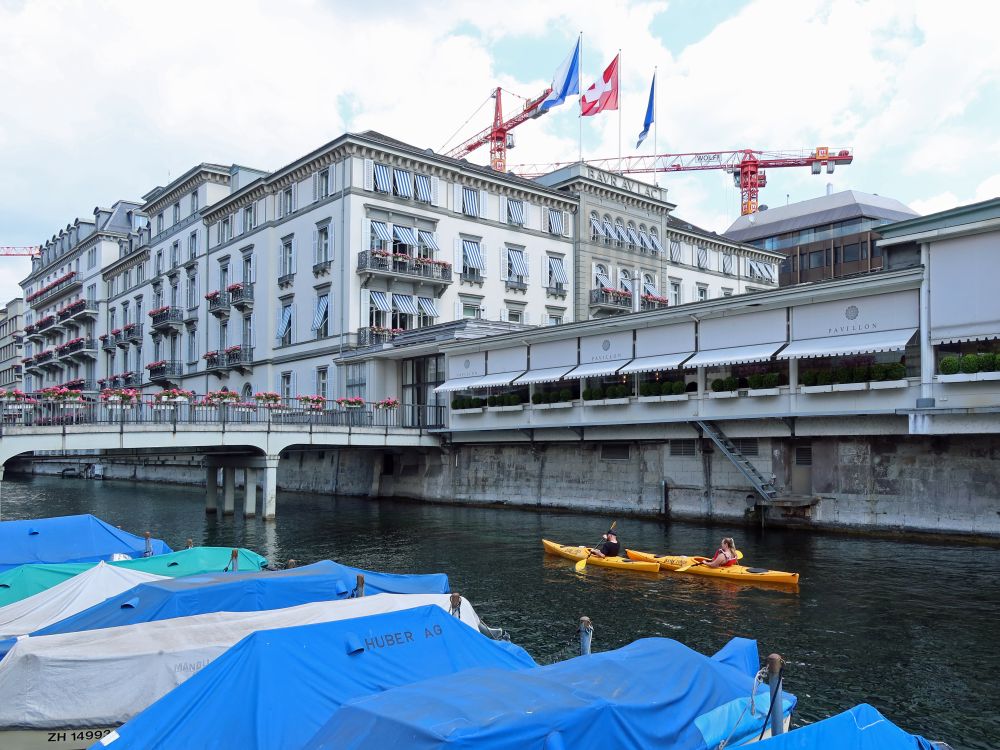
top-left (705, 537), bottom-right (738, 568)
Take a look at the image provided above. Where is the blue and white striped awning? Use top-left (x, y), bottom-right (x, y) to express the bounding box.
top-left (414, 174), bottom-right (432, 202)
top-left (620, 277), bottom-right (634, 294)
top-left (311, 296), bottom-right (329, 330)
top-left (418, 230), bottom-right (440, 251)
top-left (615, 223), bottom-right (629, 242)
top-left (590, 216), bottom-right (605, 236)
top-left (549, 256), bottom-right (569, 285)
top-left (627, 226), bottom-right (641, 245)
top-left (393, 169), bottom-right (413, 198)
top-left (371, 220), bottom-right (392, 242)
top-left (369, 290), bottom-right (391, 312)
top-left (507, 248), bottom-right (529, 278)
top-left (602, 220), bottom-right (614, 238)
top-left (276, 306), bottom-right (292, 337)
top-left (595, 272), bottom-right (612, 288)
top-left (462, 240), bottom-right (485, 270)
top-left (373, 163), bottom-right (391, 193)
top-left (507, 199), bottom-right (525, 225)
top-left (548, 209), bottom-right (563, 234)
top-left (643, 281), bottom-right (659, 296)
top-left (417, 297), bottom-right (440, 317)
top-left (462, 187), bottom-right (478, 215)
top-left (393, 225), bottom-right (419, 246)
top-left (392, 294), bottom-right (420, 315)
top-left (639, 232), bottom-right (652, 250)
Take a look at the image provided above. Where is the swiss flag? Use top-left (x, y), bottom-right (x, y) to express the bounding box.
top-left (580, 54), bottom-right (619, 116)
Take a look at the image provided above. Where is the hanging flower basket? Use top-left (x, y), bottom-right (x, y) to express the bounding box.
top-left (374, 397), bottom-right (399, 410)
top-left (336, 396), bottom-right (365, 409)
top-left (298, 394), bottom-right (326, 410)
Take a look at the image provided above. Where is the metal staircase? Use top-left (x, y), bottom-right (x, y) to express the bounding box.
top-left (695, 420), bottom-right (778, 503)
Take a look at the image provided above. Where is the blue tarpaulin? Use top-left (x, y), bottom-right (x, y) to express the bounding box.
top-left (755, 704), bottom-right (938, 749)
top-left (22, 559), bottom-right (448, 641)
top-left (98, 605), bottom-right (536, 750)
top-left (712, 636), bottom-right (762, 678)
top-left (305, 637), bottom-right (797, 750)
top-left (0, 514), bottom-right (171, 572)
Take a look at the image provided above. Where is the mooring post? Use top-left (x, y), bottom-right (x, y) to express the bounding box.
top-left (185, 539), bottom-right (194, 549)
top-left (579, 616), bottom-right (593, 655)
top-left (229, 548), bottom-right (239, 573)
top-left (449, 592), bottom-right (461, 618)
top-left (356, 574), bottom-right (365, 598)
top-left (143, 531), bottom-right (152, 558)
top-left (767, 653), bottom-right (785, 736)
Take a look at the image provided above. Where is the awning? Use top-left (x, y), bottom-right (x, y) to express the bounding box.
top-left (650, 234), bottom-right (663, 253)
top-left (417, 297), bottom-right (439, 317)
top-left (468, 371), bottom-right (525, 389)
top-left (371, 221), bottom-right (392, 242)
top-left (392, 169), bottom-right (412, 198)
top-left (685, 342), bottom-right (785, 368)
top-left (595, 272), bottom-right (612, 288)
top-left (462, 240), bottom-right (485, 270)
top-left (548, 209), bottom-right (563, 234)
top-left (626, 226), bottom-right (640, 245)
top-left (777, 328), bottom-right (916, 360)
top-left (462, 188), bottom-right (479, 215)
top-left (393, 226), bottom-right (419, 246)
top-left (565, 360), bottom-right (631, 379)
top-left (310, 297), bottom-right (329, 330)
top-left (507, 200), bottom-right (525, 225)
top-left (435, 377), bottom-right (480, 393)
top-left (507, 248), bottom-right (529, 278)
top-left (548, 257), bottom-right (569, 285)
top-left (373, 163), bottom-right (391, 192)
top-left (369, 290), bottom-right (391, 312)
top-left (589, 217), bottom-right (605, 237)
top-left (639, 232), bottom-right (651, 250)
top-left (615, 223), bottom-right (629, 241)
top-left (620, 277), bottom-right (634, 294)
top-left (418, 230), bottom-right (440, 252)
top-left (392, 294), bottom-right (420, 315)
top-left (643, 281), bottom-right (658, 296)
top-left (414, 174), bottom-right (432, 202)
top-left (602, 219), bottom-right (614, 237)
top-left (514, 366), bottom-right (576, 385)
top-left (276, 306), bottom-right (292, 337)
top-left (619, 352), bottom-right (694, 374)
top-left (669, 240), bottom-right (680, 259)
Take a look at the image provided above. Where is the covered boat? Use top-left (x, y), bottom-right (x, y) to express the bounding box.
top-left (0, 593), bottom-right (486, 747)
top-left (0, 562), bottom-right (164, 639)
top-left (99, 605), bottom-right (535, 750)
top-left (304, 637), bottom-right (796, 750)
top-left (541, 539), bottom-right (660, 573)
top-left (0, 514), bottom-right (170, 572)
top-left (755, 703), bottom-right (938, 749)
top-left (0, 547), bottom-right (268, 608)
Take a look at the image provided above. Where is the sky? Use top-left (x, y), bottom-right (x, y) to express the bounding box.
top-left (1, 0), bottom-right (999, 304)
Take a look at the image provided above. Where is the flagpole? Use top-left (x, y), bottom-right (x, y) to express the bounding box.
top-left (617, 48), bottom-right (622, 169)
top-left (653, 66), bottom-right (658, 187)
top-left (578, 32), bottom-right (583, 163)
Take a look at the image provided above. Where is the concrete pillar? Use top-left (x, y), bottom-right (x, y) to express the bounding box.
top-left (918, 241), bottom-right (935, 407)
top-left (696, 366), bottom-right (707, 396)
top-left (243, 467), bottom-right (258, 518)
top-left (788, 358), bottom-right (799, 413)
top-left (222, 466), bottom-right (236, 516)
top-left (205, 467), bottom-right (218, 515)
top-left (263, 456), bottom-right (279, 520)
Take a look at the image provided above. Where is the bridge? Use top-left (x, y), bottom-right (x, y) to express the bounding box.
top-left (0, 400), bottom-right (442, 518)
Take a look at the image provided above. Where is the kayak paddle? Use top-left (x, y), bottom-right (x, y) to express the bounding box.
top-left (675, 548), bottom-right (743, 573)
top-left (575, 521), bottom-right (617, 573)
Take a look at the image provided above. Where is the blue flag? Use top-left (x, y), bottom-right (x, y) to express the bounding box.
top-left (538, 37), bottom-right (581, 113)
top-left (636, 72), bottom-right (656, 148)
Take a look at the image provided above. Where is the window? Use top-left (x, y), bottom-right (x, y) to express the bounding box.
top-left (462, 302), bottom-right (482, 319)
top-left (594, 263), bottom-right (611, 289)
top-left (170, 241), bottom-right (179, 268)
top-left (173, 203), bottom-right (180, 224)
top-left (602, 215), bottom-right (613, 245)
top-left (280, 372), bottom-right (293, 402)
top-left (669, 281), bottom-right (681, 306)
top-left (547, 313), bottom-right (563, 326)
top-left (507, 199), bottom-right (525, 225)
top-left (589, 211), bottom-right (603, 241)
top-left (373, 163), bottom-right (391, 193)
top-left (187, 330), bottom-right (197, 362)
top-left (808, 250), bottom-right (826, 269)
top-left (670, 439), bottom-right (696, 457)
top-left (156, 213), bottom-right (163, 233)
top-left (619, 269), bottom-right (633, 293)
top-left (283, 188), bottom-right (293, 216)
top-left (242, 314), bottom-right (253, 346)
top-left (461, 239), bottom-right (485, 279)
top-left (841, 242), bottom-right (861, 263)
top-left (280, 239), bottom-right (295, 277)
top-left (186, 276), bottom-right (197, 308)
top-left (614, 220), bottom-right (626, 247)
top-left (697, 285), bottom-right (708, 301)
top-left (315, 367), bottom-right (328, 399)
top-left (506, 247), bottom-right (529, 284)
top-left (136, 264), bottom-right (144, 284)
top-left (220, 264), bottom-right (229, 290)
top-left (155, 251), bottom-right (163, 275)
top-left (243, 204), bottom-right (255, 232)
top-left (312, 293), bottom-right (330, 338)
top-left (392, 168), bottom-right (411, 198)
top-left (219, 321), bottom-right (228, 350)
top-left (318, 169), bottom-right (330, 200)
top-left (188, 232), bottom-right (198, 261)
top-left (219, 217), bottom-right (232, 243)
top-left (417, 296), bottom-right (438, 327)
top-left (190, 191), bottom-right (198, 213)
top-left (547, 255), bottom-right (569, 290)
top-left (346, 363), bottom-right (366, 400)
top-left (86, 284), bottom-right (97, 304)
top-left (462, 187), bottom-right (478, 216)
top-left (547, 208), bottom-right (564, 235)
top-left (316, 226), bottom-right (330, 264)
top-left (626, 222), bottom-right (640, 248)
top-left (87, 248), bottom-right (97, 269)
top-left (414, 174), bottom-right (433, 202)
top-left (277, 302), bottom-right (293, 346)
top-left (242, 254), bottom-right (253, 284)
top-left (170, 283), bottom-right (179, 307)
top-left (506, 308), bottom-right (522, 324)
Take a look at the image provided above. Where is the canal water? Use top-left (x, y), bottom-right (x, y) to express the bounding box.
top-left (1, 474), bottom-right (997, 749)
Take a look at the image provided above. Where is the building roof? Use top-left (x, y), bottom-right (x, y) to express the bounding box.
top-left (878, 196), bottom-right (1000, 245)
top-left (723, 190), bottom-right (918, 243)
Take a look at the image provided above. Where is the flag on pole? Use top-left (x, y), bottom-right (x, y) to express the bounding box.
top-left (539, 37), bottom-right (582, 113)
top-left (580, 54), bottom-right (619, 116)
top-left (636, 72), bottom-right (655, 148)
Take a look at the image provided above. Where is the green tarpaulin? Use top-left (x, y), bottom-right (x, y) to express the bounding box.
top-left (0, 547), bottom-right (268, 607)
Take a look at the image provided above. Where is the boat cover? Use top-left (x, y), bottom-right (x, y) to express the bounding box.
top-left (711, 636), bottom-right (762, 677)
top-left (0, 562), bottom-right (164, 639)
top-left (100, 605), bottom-right (535, 750)
top-left (754, 703), bottom-right (937, 749)
top-left (0, 593), bottom-right (485, 729)
top-left (0, 547), bottom-right (268, 608)
top-left (304, 637), bottom-right (797, 750)
top-left (0, 514), bottom-right (171, 572)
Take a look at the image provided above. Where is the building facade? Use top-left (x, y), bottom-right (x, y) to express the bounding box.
top-left (535, 164), bottom-right (782, 320)
top-left (723, 189), bottom-right (917, 286)
top-left (0, 299), bottom-right (24, 391)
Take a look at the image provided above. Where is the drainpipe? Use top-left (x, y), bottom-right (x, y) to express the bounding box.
top-left (916, 241), bottom-right (934, 408)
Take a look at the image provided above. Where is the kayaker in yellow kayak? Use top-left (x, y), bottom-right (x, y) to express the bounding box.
top-left (704, 537), bottom-right (738, 568)
top-left (589, 528), bottom-right (620, 559)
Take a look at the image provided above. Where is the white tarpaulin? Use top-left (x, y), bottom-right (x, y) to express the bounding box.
top-left (0, 562), bottom-right (165, 640)
top-left (0, 593), bottom-right (481, 730)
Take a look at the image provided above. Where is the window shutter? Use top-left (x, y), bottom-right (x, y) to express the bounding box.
top-left (329, 224), bottom-right (335, 263)
top-left (363, 218), bottom-right (372, 252)
top-left (453, 238), bottom-right (463, 273)
top-left (291, 183), bottom-right (297, 212)
top-left (259, 198), bottom-right (266, 224)
top-left (291, 238), bottom-right (297, 272)
top-left (453, 183), bottom-right (462, 213)
top-left (453, 300), bottom-right (462, 319)
top-left (312, 230), bottom-right (319, 264)
top-left (479, 242), bottom-right (487, 277)
top-left (360, 288), bottom-right (370, 322)
top-left (525, 202), bottom-right (536, 230)
top-left (499, 246), bottom-right (507, 280)
top-left (235, 210), bottom-right (243, 235)
top-left (499, 195), bottom-right (507, 223)
top-left (478, 189), bottom-right (488, 219)
top-left (364, 159), bottom-right (374, 191)
top-left (327, 166), bottom-right (334, 195)
top-left (523, 249), bottom-right (530, 279)
top-left (312, 173), bottom-right (319, 202)
top-left (562, 211), bottom-right (571, 237)
top-left (251, 255), bottom-right (256, 283)
top-left (431, 176), bottom-right (441, 205)
top-left (275, 308), bottom-right (283, 343)
top-left (291, 371), bottom-right (297, 400)
top-left (500, 308), bottom-right (509, 322)
top-left (541, 253), bottom-right (548, 281)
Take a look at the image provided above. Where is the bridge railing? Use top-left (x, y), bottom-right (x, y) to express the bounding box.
top-left (0, 399), bottom-right (445, 432)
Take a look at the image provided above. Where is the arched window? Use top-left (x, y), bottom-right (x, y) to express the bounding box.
top-left (619, 268), bottom-right (632, 294)
top-left (614, 219), bottom-right (626, 248)
top-left (638, 224), bottom-right (650, 252)
top-left (649, 227), bottom-right (663, 255)
top-left (241, 383), bottom-right (253, 401)
top-left (590, 211), bottom-right (602, 242)
top-left (602, 214), bottom-right (613, 245)
top-left (627, 221), bottom-right (639, 249)
top-left (594, 263), bottom-right (610, 289)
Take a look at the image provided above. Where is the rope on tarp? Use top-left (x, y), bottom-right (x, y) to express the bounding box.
top-left (717, 666), bottom-right (769, 749)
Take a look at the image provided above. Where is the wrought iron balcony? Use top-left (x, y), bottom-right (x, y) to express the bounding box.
top-left (640, 297), bottom-right (669, 311)
top-left (100, 336), bottom-right (116, 352)
top-left (225, 346), bottom-right (254, 372)
top-left (34, 350), bottom-right (55, 364)
top-left (203, 352), bottom-right (225, 371)
top-left (125, 324), bottom-right (144, 344)
top-left (147, 360), bottom-right (184, 381)
top-left (504, 278), bottom-right (528, 292)
top-left (207, 292), bottom-right (230, 318)
top-left (229, 284), bottom-right (254, 311)
top-left (357, 327), bottom-right (396, 348)
top-left (357, 251), bottom-right (453, 286)
top-left (115, 330), bottom-right (131, 348)
top-left (35, 316), bottom-right (56, 334)
top-left (589, 288), bottom-right (632, 311)
top-left (68, 338), bottom-right (98, 359)
top-left (150, 307), bottom-right (183, 331)
top-left (546, 283), bottom-right (568, 298)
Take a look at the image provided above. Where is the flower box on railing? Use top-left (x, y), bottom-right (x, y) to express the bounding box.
top-left (335, 397), bottom-right (365, 409)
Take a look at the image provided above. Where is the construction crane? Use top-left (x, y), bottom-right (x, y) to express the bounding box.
top-left (512, 147), bottom-right (854, 215)
top-left (445, 87), bottom-right (552, 173)
top-left (0, 246), bottom-right (40, 257)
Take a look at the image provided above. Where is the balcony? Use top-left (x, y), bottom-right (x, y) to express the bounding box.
top-left (35, 316), bottom-right (57, 335)
top-left (640, 296), bottom-right (669, 312)
top-left (66, 338), bottom-right (98, 360)
top-left (589, 288), bottom-right (632, 311)
top-left (125, 324), bottom-right (144, 344)
top-left (100, 336), bottom-right (116, 352)
top-left (546, 283), bottom-right (568, 298)
top-left (58, 299), bottom-right (98, 324)
top-left (357, 251), bottom-right (453, 289)
top-left (229, 284), bottom-right (254, 312)
top-left (203, 352), bottom-right (225, 371)
top-left (207, 292), bottom-right (230, 318)
top-left (115, 330), bottom-right (130, 349)
top-left (460, 269), bottom-right (483, 285)
top-left (505, 278), bottom-right (528, 293)
top-left (357, 327), bottom-right (397, 348)
top-left (146, 360), bottom-right (183, 382)
top-left (28, 273), bottom-right (82, 308)
top-left (149, 307), bottom-right (183, 332)
top-left (26, 327), bottom-right (43, 344)
top-left (34, 350), bottom-right (55, 365)
top-left (313, 260), bottom-right (333, 276)
top-left (120, 372), bottom-right (140, 387)
top-left (63, 379), bottom-right (98, 392)
top-left (224, 346), bottom-right (254, 373)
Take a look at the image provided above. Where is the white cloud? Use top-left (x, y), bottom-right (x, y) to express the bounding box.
top-left (975, 174), bottom-right (1000, 203)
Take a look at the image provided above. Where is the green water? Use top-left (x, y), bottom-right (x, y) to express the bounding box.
top-left (2, 474), bottom-right (997, 749)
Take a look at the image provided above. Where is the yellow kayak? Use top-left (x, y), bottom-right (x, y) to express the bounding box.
top-left (542, 540), bottom-right (661, 573)
top-left (626, 549), bottom-right (800, 586)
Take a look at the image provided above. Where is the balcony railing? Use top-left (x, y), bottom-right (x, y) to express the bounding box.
top-left (504, 278), bottom-right (528, 292)
top-left (204, 352), bottom-right (225, 370)
top-left (147, 361), bottom-right (184, 380)
top-left (208, 293), bottom-right (230, 316)
top-left (357, 327), bottom-right (396, 348)
top-left (357, 251), bottom-right (453, 284)
top-left (229, 284), bottom-right (254, 310)
top-left (36, 317), bottom-right (56, 333)
top-left (546, 283), bottom-right (568, 297)
top-left (100, 336), bottom-right (116, 352)
top-left (640, 297), bottom-right (669, 311)
top-left (62, 338), bottom-right (97, 358)
top-left (150, 307), bottom-right (183, 329)
top-left (589, 288), bottom-right (632, 310)
top-left (115, 331), bottom-right (131, 348)
top-left (30, 275), bottom-right (82, 308)
top-left (125, 324), bottom-right (143, 344)
top-left (225, 346), bottom-right (254, 367)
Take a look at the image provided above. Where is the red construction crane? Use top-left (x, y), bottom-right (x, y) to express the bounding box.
top-left (445, 87), bottom-right (552, 173)
top-left (511, 147), bottom-right (854, 215)
top-left (0, 246), bottom-right (40, 257)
